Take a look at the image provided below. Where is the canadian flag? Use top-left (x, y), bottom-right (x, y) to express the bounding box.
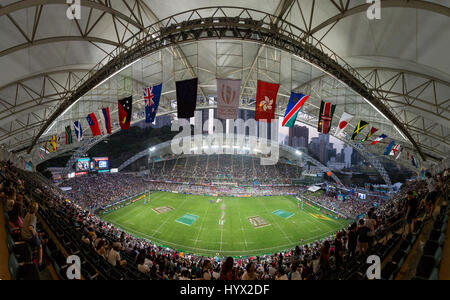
top-left (335, 112), bottom-right (353, 137)
top-left (255, 80), bottom-right (280, 123)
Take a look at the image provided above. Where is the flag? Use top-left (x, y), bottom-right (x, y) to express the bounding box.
top-left (65, 126), bottom-right (73, 145)
top-left (25, 161), bottom-right (33, 171)
top-left (74, 121), bottom-right (83, 142)
top-left (144, 83), bottom-right (163, 123)
top-left (384, 141), bottom-right (395, 155)
top-left (255, 80), bottom-right (280, 123)
top-left (390, 144), bottom-right (402, 157)
top-left (98, 107), bottom-right (112, 135)
top-left (217, 79), bottom-right (241, 120)
top-left (396, 146), bottom-right (404, 160)
top-left (86, 113), bottom-right (102, 136)
top-left (118, 96), bottom-right (133, 130)
top-left (351, 120), bottom-right (369, 140)
top-left (282, 93), bottom-right (309, 127)
top-left (318, 101), bottom-right (336, 134)
top-left (362, 127), bottom-right (378, 142)
top-left (335, 112), bottom-right (353, 136)
top-left (371, 134), bottom-right (387, 145)
top-left (412, 155), bottom-right (418, 168)
top-left (176, 78), bottom-right (198, 119)
top-left (45, 135), bottom-right (58, 153)
top-left (37, 150), bottom-right (45, 160)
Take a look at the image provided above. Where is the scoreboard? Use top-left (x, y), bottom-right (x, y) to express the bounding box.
top-left (75, 157), bottom-right (110, 175)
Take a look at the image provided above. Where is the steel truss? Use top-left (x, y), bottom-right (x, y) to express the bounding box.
top-left (25, 6), bottom-right (425, 160)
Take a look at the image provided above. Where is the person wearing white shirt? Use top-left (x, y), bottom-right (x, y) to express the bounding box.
top-left (291, 265), bottom-right (302, 280)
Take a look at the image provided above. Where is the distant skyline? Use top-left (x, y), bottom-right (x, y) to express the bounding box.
top-left (174, 110), bottom-right (346, 153)
top-left (278, 118), bottom-right (345, 153)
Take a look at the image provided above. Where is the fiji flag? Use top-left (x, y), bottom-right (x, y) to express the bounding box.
top-left (74, 121), bottom-right (83, 142)
top-left (144, 83), bottom-right (162, 123)
top-left (384, 141), bottom-right (395, 155)
top-left (282, 93), bottom-right (309, 127)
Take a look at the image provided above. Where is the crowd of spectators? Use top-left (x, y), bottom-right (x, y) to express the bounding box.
top-left (301, 192), bottom-right (377, 219)
top-left (2, 159), bottom-right (448, 280)
top-left (149, 155), bottom-right (302, 185)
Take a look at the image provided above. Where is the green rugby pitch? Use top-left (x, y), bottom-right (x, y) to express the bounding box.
top-left (101, 191), bottom-right (350, 257)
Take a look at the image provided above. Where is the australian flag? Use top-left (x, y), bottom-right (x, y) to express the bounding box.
top-left (144, 83), bottom-right (162, 123)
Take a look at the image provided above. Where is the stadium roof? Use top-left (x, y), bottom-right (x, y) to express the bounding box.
top-left (0, 0), bottom-right (449, 168)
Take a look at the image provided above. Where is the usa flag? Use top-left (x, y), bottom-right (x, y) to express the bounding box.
top-left (144, 83), bottom-right (162, 123)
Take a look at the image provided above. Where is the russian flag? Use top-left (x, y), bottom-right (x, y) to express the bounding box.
top-left (98, 107), bottom-right (112, 135)
top-left (86, 113), bottom-right (102, 136)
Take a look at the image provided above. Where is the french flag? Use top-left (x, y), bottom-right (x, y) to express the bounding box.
top-left (98, 107), bottom-right (112, 135)
top-left (86, 113), bottom-right (102, 137)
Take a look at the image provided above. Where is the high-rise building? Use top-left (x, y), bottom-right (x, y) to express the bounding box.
top-left (289, 125), bottom-right (309, 148)
top-left (309, 137), bottom-right (320, 159)
top-left (318, 133), bottom-right (330, 164)
top-left (351, 148), bottom-right (364, 166)
top-left (343, 145), bottom-right (353, 168)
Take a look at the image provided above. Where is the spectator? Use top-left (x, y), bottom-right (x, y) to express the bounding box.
top-left (21, 202), bottom-right (44, 268)
top-left (241, 262), bottom-right (258, 280)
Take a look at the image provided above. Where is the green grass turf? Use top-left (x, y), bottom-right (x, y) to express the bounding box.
top-left (101, 191), bottom-right (350, 257)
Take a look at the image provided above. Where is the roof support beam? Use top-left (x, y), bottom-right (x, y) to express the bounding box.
top-left (310, 0), bottom-right (450, 35)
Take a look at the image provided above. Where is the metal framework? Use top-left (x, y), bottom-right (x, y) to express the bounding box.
top-left (0, 1), bottom-right (447, 175)
top-left (24, 6), bottom-right (425, 160)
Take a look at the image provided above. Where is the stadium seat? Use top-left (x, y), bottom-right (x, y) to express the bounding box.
top-left (6, 233), bottom-right (32, 263)
top-left (381, 262), bottom-right (398, 281)
top-left (415, 256), bottom-right (439, 280)
top-left (8, 254), bottom-right (41, 280)
top-left (429, 229), bottom-right (446, 246)
top-left (391, 249), bottom-right (407, 267)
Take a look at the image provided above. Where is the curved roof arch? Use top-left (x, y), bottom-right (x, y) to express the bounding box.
top-left (0, 0), bottom-right (448, 168)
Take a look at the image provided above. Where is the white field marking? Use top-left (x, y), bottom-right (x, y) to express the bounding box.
top-left (151, 194), bottom-right (190, 236)
top-left (258, 198), bottom-right (294, 244)
top-left (236, 203), bottom-right (248, 250)
top-left (193, 203), bottom-right (212, 247)
top-left (219, 201), bottom-right (226, 252)
top-left (106, 221), bottom-right (343, 256)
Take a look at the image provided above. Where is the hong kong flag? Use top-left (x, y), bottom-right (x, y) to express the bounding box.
top-left (255, 80), bottom-right (280, 123)
top-left (86, 113), bottom-right (102, 137)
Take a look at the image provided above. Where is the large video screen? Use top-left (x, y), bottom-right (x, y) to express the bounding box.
top-left (92, 157), bottom-right (109, 171)
top-left (76, 158), bottom-right (91, 172)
